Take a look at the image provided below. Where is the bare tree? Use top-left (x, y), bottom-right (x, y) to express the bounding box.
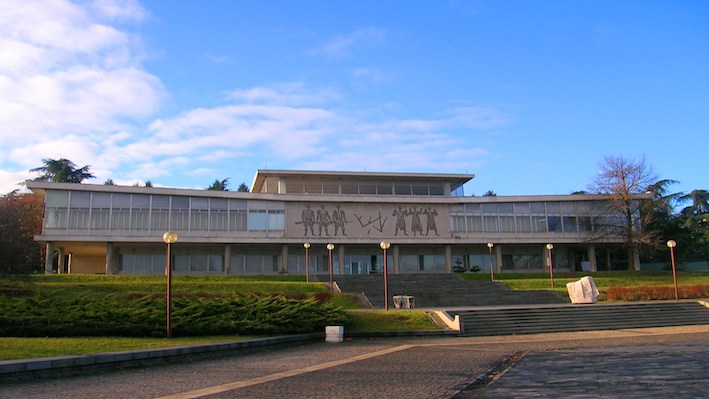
top-left (588, 155), bottom-right (658, 270)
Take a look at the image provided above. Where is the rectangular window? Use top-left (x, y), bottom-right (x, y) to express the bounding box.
top-left (499, 216), bottom-right (515, 232)
top-left (450, 211), bottom-right (466, 232)
top-left (322, 179), bottom-right (339, 194)
top-left (483, 216), bottom-right (499, 232)
top-left (411, 182), bottom-right (429, 196)
top-left (563, 216), bottom-right (578, 233)
top-left (548, 216), bottom-right (562, 232)
top-left (90, 209), bottom-right (110, 229)
top-left (68, 208), bottom-right (90, 229)
top-left (429, 183), bottom-right (444, 196)
top-left (377, 181), bottom-right (393, 195)
top-left (248, 210), bottom-right (268, 231)
top-left (46, 190), bottom-right (69, 207)
top-left (268, 209), bottom-right (285, 231)
top-left (359, 181), bottom-right (376, 195)
top-left (394, 181), bottom-right (411, 195)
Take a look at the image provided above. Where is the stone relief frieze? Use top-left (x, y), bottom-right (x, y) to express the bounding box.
top-left (288, 203), bottom-right (449, 239)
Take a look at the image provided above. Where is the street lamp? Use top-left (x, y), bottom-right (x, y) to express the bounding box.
top-left (162, 231), bottom-right (178, 338)
top-left (487, 242), bottom-right (494, 282)
top-left (546, 243), bottom-right (554, 289)
top-left (667, 240), bottom-right (679, 301)
top-left (327, 243), bottom-right (335, 293)
top-left (303, 242), bottom-right (311, 283)
top-left (380, 241), bottom-right (391, 310)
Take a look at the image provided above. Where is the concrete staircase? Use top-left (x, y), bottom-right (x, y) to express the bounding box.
top-left (333, 273), bottom-right (566, 309)
top-left (453, 301), bottom-right (709, 336)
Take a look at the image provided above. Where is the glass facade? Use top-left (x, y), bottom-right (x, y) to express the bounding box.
top-left (285, 178), bottom-right (446, 196)
top-left (44, 191), bottom-right (285, 234)
top-left (450, 200), bottom-right (625, 236)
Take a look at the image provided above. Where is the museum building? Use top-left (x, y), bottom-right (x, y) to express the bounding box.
top-left (27, 170), bottom-right (636, 276)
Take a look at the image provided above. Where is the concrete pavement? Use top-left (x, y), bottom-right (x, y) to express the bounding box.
top-left (2, 326), bottom-right (708, 399)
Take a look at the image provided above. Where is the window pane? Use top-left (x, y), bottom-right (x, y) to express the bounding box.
top-left (377, 181), bottom-right (392, 195)
top-left (152, 195), bottom-right (170, 208)
top-left (249, 210), bottom-right (267, 230)
top-left (70, 192), bottom-right (91, 207)
top-left (46, 191), bottom-right (69, 207)
top-left (131, 194), bottom-right (150, 208)
top-left (394, 181), bottom-right (411, 195)
top-left (268, 210), bottom-right (285, 230)
top-left (91, 193), bottom-right (111, 207)
top-left (359, 181), bottom-right (376, 195)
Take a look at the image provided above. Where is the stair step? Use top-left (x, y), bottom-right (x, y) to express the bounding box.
top-left (454, 302), bottom-right (709, 336)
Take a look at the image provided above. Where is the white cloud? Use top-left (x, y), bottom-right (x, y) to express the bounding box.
top-left (312, 27), bottom-right (387, 58)
top-left (0, 0), bottom-right (165, 192)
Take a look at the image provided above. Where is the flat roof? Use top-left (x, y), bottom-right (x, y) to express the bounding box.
top-left (251, 169), bottom-right (475, 193)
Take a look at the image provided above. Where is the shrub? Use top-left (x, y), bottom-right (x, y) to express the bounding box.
top-left (605, 284), bottom-right (709, 301)
top-left (0, 293), bottom-right (350, 338)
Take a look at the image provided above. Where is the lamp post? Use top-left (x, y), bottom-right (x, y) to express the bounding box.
top-left (546, 243), bottom-right (554, 289)
top-left (162, 231), bottom-right (178, 338)
top-left (327, 243), bottom-right (335, 293)
top-left (667, 240), bottom-right (679, 301)
top-left (487, 242), bottom-right (494, 282)
top-left (303, 242), bottom-right (311, 283)
top-left (380, 241), bottom-right (391, 310)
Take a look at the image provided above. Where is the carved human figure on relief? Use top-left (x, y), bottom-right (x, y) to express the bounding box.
top-left (410, 207), bottom-right (423, 236)
top-left (393, 205), bottom-right (409, 236)
top-left (301, 204), bottom-right (316, 235)
top-left (332, 205), bottom-right (347, 236)
top-left (317, 205), bottom-right (332, 236)
top-left (424, 206), bottom-right (439, 236)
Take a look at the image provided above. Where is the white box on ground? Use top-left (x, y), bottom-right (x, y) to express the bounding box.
top-left (325, 325), bottom-right (344, 343)
top-left (566, 276), bottom-right (600, 304)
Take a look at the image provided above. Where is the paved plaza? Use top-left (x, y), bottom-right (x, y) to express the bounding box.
top-left (2, 326), bottom-right (708, 399)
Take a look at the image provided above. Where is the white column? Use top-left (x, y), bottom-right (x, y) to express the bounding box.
top-left (588, 245), bottom-right (597, 272)
top-left (444, 245), bottom-right (452, 272)
top-left (105, 243), bottom-right (114, 275)
top-left (338, 245), bottom-right (345, 275)
top-left (223, 245), bottom-right (231, 275)
top-left (57, 247), bottom-right (65, 274)
top-left (495, 245), bottom-right (503, 273)
top-left (44, 242), bottom-right (54, 274)
top-left (393, 245), bottom-right (400, 273)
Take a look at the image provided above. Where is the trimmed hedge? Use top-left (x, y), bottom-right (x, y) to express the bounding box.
top-left (605, 284), bottom-right (709, 301)
top-left (0, 293), bottom-right (350, 337)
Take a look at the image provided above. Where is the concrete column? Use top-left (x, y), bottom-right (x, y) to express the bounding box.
top-left (281, 245), bottom-right (289, 274)
top-left (495, 245), bottom-right (503, 273)
top-left (587, 245), bottom-right (597, 272)
top-left (444, 245), bottom-right (452, 273)
top-left (106, 243), bottom-right (114, 275)
top-left (393, 245), bottom-right (400, 273)
top-left (338, 245), bottom-right (345, 275)
top-left (44, 242), bottom-right (54, 274)
top-left (224, 245), bottom-right (231, 275)
top-left (67, 253), bottom-right (73, 274)
top-left (57, 247), bottom-right (65, 274)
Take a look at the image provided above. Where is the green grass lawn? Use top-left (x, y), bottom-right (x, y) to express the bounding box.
top-left (462, 271), bottom-right (709, 296)
top-left (3, 272), bottom-right (707, 360)
top-left (0, 335), bottom-right (260, 361)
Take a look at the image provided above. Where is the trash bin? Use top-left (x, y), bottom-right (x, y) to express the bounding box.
top-left (325, 325), bottom-right (344, 343)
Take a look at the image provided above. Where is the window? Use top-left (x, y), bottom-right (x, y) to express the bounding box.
top-left (268, 209), bottom-right (285, 231)
top-left (394, 181), bottom-right (411, 195)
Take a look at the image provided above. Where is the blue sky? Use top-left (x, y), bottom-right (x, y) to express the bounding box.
top-left (1, 0), bottom-right (707, 198)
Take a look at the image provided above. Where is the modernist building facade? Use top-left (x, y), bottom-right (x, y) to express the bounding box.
top-left (28, 170), bottom-right (636, 276)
